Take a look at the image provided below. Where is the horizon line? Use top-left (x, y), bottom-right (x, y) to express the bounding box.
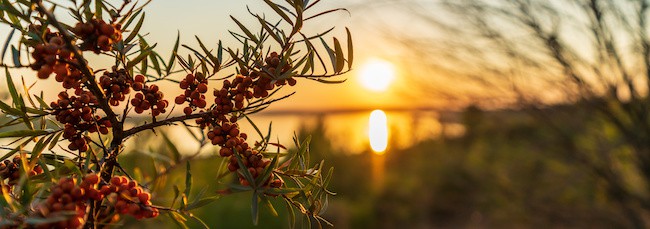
top-left (259, 106), bottom-right (449, 116)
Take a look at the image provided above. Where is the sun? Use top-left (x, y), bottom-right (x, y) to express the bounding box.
top-left (358, 58), bottom-right (396, 92)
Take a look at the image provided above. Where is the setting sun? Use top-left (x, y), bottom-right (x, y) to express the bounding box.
top-left (359, 59), bottom-right (396, 92)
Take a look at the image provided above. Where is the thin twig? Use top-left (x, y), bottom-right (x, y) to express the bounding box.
top-left (122, 93), bottom-right (294, 137)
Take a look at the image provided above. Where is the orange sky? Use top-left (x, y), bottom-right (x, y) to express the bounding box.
top-left (0, 0), bottom-right (428, 112)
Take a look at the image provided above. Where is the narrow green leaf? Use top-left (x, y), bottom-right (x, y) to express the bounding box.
top-left (185, 196), bottom-right (220, 210)
top-left (286, 199), bottom-right (296, 229)
top-left (290, 3), bottom-right (303, 36)
top-left (333, 37), bottom-right (344, 72)
top-left (95, 0), bottom-right (103, 20)
top-left (256, 155), bottom-right (278, 186)
top-left (184, 161), bottom-right (192, 198)
top-left (243, 114), bottom-right (265, 141)
top-left (30, 134), bottom-right (53, 160)
top-left (48, 132), bottom-right (62, 150)
top-left (6, 67), bottom-right (19, 106)
top-left (252, 192), bottom-right (259, 225)
top-left (0, 1), bottom-right (29, 21)
top-left (0, 100), bottom-right (20, 115)
top-left (230, 16), bottom-right (259, 43)
top-left (63, 159), bottom-right (82, 179)
top-left (309, 78), bottom-right (346, 84)
top-left (257, 16), bottom-right (283, 45)
top-left (319, 37), bottom-right (335, 72)
top-left (301, 52), bottom-right (313, 75)
top-left (263, 0), bottom-right (293, 25)
top-left (0, 130), bottom-right (51, 138)
top-left (127, 49), bottom-right (153, 70)
top-left (150, 51), bottom-right (162, 76)
top-left (168, 212), bottom-right (189, 229)
top-left (226, 48), bottom-right (247, 71)
top-left (0, 137), bottom-right (32, 161)
top-left (1, 29), bottom-right (15, 65)
top-left (37, 159), bottom-right (53, 181)
top-left (264, 187), bottom-right (303, 195)
top-left (346, 28), bottom-right (353, 69)
top-left (189, 214), bottom-right (210, 229)
top-left (166, 32), bottom-right (180, 75)
top-left (228, 183), bottom-right (253, 192)
top-left (304, 8), bottom-right (349, 21)
top-left (172, 185), bottom-right (180, 208)
top-left (181, 193), bottom-right (187, 210)
top-left (217, 40), bottom-right (223, 66)
top-left (121, 9), bottom-right (142, 28)
top-left (195, 36), bottom-right (219, 69)
top-left (140, 51), bottom-right (148, 75)
top-left (262, 195), bottom-right (279, 216)
top-left (33, 94), bottom-right (50, 109)
top-left (124, 12), bottom-right (145, 43)
top-left (234, 152), bottom-right (255, 186)
top-left (161, 132), bottom-right (181, 162)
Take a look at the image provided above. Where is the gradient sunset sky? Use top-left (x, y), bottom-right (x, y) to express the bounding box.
top-left (1, 0), bottom-right (432, 112)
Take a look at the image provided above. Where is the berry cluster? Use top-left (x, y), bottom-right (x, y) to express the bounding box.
top-left (131, 75), bottom-right (169, 117)
top-left (100, 67), bottom-right (133, 106)
top-left (32, 174), bottom-right (158, 229)
top-left (35, 174), bottom-right (101, 229)
top-left (0, 156), bottom-right (43, 186)
top-left (73, 19), bottom-right (122, 53)
top-left (30, 32), bottom-right (84, 89)
top-left (175, 73), bottom-right (208, 115)
top-left (207, 122), bottom-right (246, 156)
top-left (197, 52), bottom-right (296, 187)
top-left (107, 176), bottom-right (159, 219)
top-left (50, 90), bottom-right (111, 152)
top-left (200, 115), bottom-right (283, 188)
top-left (251, 51), bottom-right (297, 97)
top-left (210, 123), bottom-right (281, 188)
top-left (211, 52), bottom-right (297, 120)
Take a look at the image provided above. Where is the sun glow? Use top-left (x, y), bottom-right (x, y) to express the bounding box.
top-left (359, 59), bottom-right (396, 92)
top-left (369, 110), bottom-right (389, 153)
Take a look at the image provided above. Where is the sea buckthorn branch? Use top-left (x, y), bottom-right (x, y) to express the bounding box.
top-left (0, 0), bottom-right (352, 228)
top-left (32, 2), bottom-right (126, 191)
top-left (32, 1), bottom-right (120, 127)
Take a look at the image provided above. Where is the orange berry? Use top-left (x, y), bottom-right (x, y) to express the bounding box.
top-left (97, 35), bottom-right (110, 48)
top-left (71, 187), bottom-right (85, 199)
top-left (99, 23), bottom-right (115, 36)
top-left (37, 65), bottom-right (53, 79)
top-left (183, 107), bottom-right (193, 115)
top-left (135, 74), bottom-right (145, 82)
top-left (197, 83), bottom-right (208, 93)
top-left (175, 95), bottom-right (186, 104)
top-left (84, 173), bottom-right (99, 184)
top-left (110, 176), bottom-right (121, 186)
top-left (138, 192), bottom-right (151, 203)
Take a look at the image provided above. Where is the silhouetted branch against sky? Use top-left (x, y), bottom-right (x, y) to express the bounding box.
top-left (359, 0), bottom-right (650, 109)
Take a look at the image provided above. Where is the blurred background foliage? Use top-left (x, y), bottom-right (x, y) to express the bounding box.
top-left (106, 102), bottom-right (638, 228)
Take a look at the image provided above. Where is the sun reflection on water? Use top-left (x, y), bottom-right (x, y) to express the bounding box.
top-left (368, 110), bottom-right (389, 153)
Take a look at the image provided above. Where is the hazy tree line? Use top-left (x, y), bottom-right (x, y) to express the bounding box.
top-left (363, 0), bottom-right (650, 228)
